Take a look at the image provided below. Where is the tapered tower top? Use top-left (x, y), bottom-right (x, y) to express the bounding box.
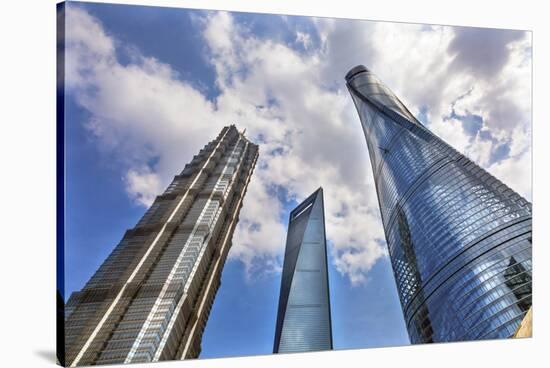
top-left (345, 65), bottom-right (418, 124)
top-left (344, 64), bottom-right (369, 82)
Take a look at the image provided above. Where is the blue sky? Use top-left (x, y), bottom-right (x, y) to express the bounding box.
top-left (62, 0), bottom-right (531, 358)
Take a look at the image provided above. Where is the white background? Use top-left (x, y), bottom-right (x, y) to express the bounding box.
top-left (0, 0), bottom-right (547, 367)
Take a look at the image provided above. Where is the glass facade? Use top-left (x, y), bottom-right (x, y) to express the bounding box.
top-left (345, 65), bottom-right (532, 343)
top-left (64, 125), bottom-right (259, 366)
top-left (274, 188), bottom-right (333, 353)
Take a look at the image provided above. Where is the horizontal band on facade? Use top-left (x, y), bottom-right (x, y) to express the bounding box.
top-left (287, 304), bottom-right (323, 308)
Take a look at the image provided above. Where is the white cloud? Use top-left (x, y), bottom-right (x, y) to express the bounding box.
top-left (65, 5), bottom-right (531, 285)
top-left (487, 124), bottom-right (532, 200)
top-left (295, 31), bottom-right (312, 50)
top-left (125, 167), bottom-right (163, 207)
top-left (196, 11), bottom-right (387, 284)
top-left (328, 20), bottom-right (532, 200)
top-left (65, 5), bottom-right (224, 198)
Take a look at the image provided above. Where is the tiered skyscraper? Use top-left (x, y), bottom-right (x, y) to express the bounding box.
top-left (273, 188), bottom-right (333, 353)
top-left (63, 125), bottom-right (258, 366)
top-left (345, 65), bottom-right (532, 343)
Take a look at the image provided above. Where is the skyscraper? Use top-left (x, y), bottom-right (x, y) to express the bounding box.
top-left (63, 125), bottom-right (258, 366)
top-left (274, 188), bottom-right (333, 353)
top-left (345, 65), bottom-right (532, 343)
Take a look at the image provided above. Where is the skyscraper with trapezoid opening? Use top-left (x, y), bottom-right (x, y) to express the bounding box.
top-left (273, 187), bottom-right (333, 353)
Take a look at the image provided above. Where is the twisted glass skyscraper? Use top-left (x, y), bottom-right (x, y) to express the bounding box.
top-left (345, 65), bottom-right (532, 343)
top-left (63, 125), bottom-right (258, 366)
top-left (274, 188), bottom-right (333, 353)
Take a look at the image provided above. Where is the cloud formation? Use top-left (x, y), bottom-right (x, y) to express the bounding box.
top-left (448, 27), bottom-right (526, 79)
top-left (65, 5), bottom-right (531, 285)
